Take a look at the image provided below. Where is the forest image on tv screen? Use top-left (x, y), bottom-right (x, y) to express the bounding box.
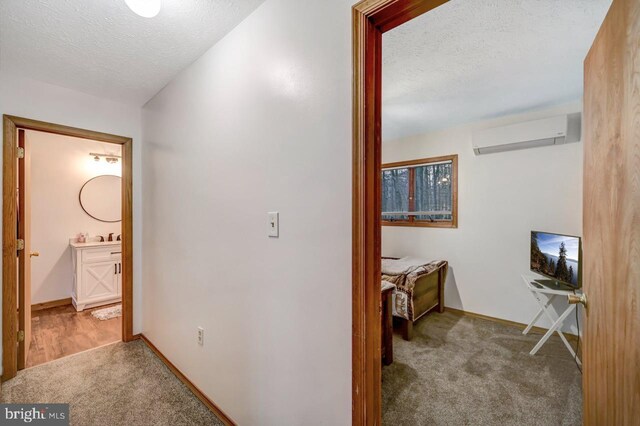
top-left (531, 232), bottom-right (580, 285)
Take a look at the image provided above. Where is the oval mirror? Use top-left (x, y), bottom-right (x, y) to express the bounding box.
top-left (79, 175), bottom-right (121, 223)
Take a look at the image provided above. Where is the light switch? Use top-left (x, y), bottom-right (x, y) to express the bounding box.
top-left (268, 212), bottom-right (279, 237)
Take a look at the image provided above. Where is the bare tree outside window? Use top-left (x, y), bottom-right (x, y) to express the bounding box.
top-left (381, 155), bottom-right (458, 228)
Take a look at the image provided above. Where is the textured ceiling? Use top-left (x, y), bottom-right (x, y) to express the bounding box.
top-left (382, 0), bottom-right (612, 142)
top-left (0, 0), bottom-right (265, 105)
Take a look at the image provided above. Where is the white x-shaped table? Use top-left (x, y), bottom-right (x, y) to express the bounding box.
top-left (521, 275), bottom-right (581, 366)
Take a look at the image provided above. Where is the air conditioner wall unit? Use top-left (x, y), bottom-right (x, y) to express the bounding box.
top-left (472, 114), bottom-right (580, 155)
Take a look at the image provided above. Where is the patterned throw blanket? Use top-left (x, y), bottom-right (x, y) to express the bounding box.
top-left (382, 258), bottom-right (447, 321)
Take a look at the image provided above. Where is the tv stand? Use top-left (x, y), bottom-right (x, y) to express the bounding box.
top-left (521, 274), bottom-right (582, 365)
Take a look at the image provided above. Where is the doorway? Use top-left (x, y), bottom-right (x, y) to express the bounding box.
top-left (352, 0), bottom-right (637, 424)
top-left (2, 115), bottom-right (134, 381)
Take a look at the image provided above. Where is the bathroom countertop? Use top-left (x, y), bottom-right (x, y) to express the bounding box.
top-left (69, 241), bottom-right (122, 249)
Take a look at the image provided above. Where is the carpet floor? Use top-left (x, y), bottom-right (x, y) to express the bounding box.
top-left (1, 340), bottom-right (223, 426)
top-left (382, 311), bottom-right (582, 426)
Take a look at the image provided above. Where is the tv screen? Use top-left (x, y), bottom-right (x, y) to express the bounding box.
top-left (530, 231), bottom-right (582, 288)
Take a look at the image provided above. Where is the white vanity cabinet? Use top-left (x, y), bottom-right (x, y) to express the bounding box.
top-left (70, 241), bottom-right (122, 311)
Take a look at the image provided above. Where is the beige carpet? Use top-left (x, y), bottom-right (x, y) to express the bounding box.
top-left (1, 340), bottom-right (224, 426)
top-left (382, 311), bottom-right (582, 426)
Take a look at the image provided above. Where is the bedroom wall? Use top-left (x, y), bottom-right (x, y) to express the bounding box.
top-left (0, 71), bottom-right (143, 372)
top-left (141, 0), bottom-right (352, 424)
top-left (382, 102), bottom-right (583, 334)
top-left (28, 130), bottom-right (122, 305)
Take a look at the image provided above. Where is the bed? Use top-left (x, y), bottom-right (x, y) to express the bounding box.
top-left (382, 257), bottom-right (448, 341)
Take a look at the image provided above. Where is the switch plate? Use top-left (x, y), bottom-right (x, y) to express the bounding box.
top-left (268, 212), bottom-right (279, 237)
top-left (197, 327), bottom-right (204, 346)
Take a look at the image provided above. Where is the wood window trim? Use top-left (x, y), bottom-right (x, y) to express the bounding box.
top-left (381, 154), bottom-right (458, 228)
top-left (2, 115), bottom-right (135, 381)
top-left (352, 0), bottom-right (450, 424)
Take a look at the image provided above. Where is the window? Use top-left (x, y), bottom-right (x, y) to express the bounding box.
top-left (381, 155), bottom-right (458, 227)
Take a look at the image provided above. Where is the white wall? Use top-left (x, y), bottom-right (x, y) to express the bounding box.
top-left (0, 72), bottom-right (143, 369)
top-left (382, 102), bottom-right (583, 334)
top-left (141, 0), bottom-right (352, 423)
top-left (28, 130), bottom-right (121, 304)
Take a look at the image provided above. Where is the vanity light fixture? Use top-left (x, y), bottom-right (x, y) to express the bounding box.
top-left (90, 153), bottom-right (121, 164)
top-left (124, 0), bottom-right (162, 18)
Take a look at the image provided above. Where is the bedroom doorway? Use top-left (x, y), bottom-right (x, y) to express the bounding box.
top-left (2, 116), bottom-right (135, 381)
top-left (352, 0), bottom-right (637, 424)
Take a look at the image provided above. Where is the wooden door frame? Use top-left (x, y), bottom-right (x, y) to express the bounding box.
top-left (352, 0), bottom-right (449, 423)
top-left (2, 115), bottom-right (134, 381)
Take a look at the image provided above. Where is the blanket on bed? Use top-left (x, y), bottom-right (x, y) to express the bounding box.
top-left (381, 257), bottom-right (447, 321)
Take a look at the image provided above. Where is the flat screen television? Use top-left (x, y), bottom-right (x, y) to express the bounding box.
top-left (530, 231), bottom-right (582, 289)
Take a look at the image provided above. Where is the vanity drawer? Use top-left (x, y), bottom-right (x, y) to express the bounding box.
top-left (82, 248), bottom-right (122, 264)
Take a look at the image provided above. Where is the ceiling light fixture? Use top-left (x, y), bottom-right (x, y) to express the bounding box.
top-left (90, 153), bottom-right (121, 164)
top-left (124, 0), bottom-right (162, 18)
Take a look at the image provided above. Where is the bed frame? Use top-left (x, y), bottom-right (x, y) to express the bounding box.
top-left (386, 259), bottom-right (448, 341)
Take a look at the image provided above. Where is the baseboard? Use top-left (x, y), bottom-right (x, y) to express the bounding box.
top-left (31, 297), bottom-right (72, 311)
top-left (139, 334), bottom-right (236, 426)
top-left (445, 307), bottom-right (579, 341)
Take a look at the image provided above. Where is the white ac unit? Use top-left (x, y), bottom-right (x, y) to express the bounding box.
top-left (472, 114), bottom-right (576, 155)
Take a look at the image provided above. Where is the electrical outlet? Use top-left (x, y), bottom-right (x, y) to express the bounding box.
top-left (197, 327), bottom-right (204, 346)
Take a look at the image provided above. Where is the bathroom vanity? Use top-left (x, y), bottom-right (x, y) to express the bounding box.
top-left (70, 241), bottom-right (122, 311)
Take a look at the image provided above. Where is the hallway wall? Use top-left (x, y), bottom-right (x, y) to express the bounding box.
top-left (141, 0), bottom-right (353, 423)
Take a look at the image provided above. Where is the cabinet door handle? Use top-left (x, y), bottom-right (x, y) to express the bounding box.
top-left (119, 263), bottom-right (121, 274)
top-left (115, 263), bottom-right (117, 274)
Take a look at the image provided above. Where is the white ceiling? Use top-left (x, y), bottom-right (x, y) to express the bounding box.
top-left (0, 0), bottom-right (265, 106)
top-left (382, 0), bottom-right (612, 142)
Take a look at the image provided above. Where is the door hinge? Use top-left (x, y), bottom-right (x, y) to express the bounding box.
top-left (17, 330), bottom-right (24, 342)
top-left (17, 147), bottom-right (24, 159)
top-left (16, 239), bottom-right (24, 251)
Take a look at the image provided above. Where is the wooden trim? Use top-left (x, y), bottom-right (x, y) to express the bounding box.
top-left (352, 1), bottom-right (449, 423)
top-left (408, 163), bottom-right (415, 215)
top-left (451, 154), bottom-right (458, 228)
top-left (352, 4), bottom-right (382, 425)
top-left (370, 0), bottom-right (450, 32)
top-left (31, 298), bottom-right (73, 312)
top-left (4, 116), bottom-right (130, 145)
top-left (2, 115), bottom-right (134, 381)
top-left (2, 116), bottom-right (18, 380)
top-left (381, 154), bottom-right (458, 228)
top-left (139, 335), bottom-right (236, 426)
top-left (121, 139), bottom-right (134, 342)
top-left (381, 220), bottom-right (457, 228)
top-left (445, 307), bottom-right (580, 342)
top-left (381, 154), bottom-right (457, 169)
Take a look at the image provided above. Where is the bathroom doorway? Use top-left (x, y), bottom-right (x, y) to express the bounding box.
top-left (2, 116), bottom-right (134, 381)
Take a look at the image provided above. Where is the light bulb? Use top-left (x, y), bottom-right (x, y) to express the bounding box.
top-left (124, 0), bottom-right (161, 18)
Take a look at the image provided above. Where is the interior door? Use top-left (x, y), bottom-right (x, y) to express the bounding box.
top-left (583, 0), bottom-right (640, 423)
top-left (17, 129), bottom-right (32, 370)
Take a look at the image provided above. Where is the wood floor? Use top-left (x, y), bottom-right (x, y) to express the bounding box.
top-left (26, 303), bottom-right (121, 368)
